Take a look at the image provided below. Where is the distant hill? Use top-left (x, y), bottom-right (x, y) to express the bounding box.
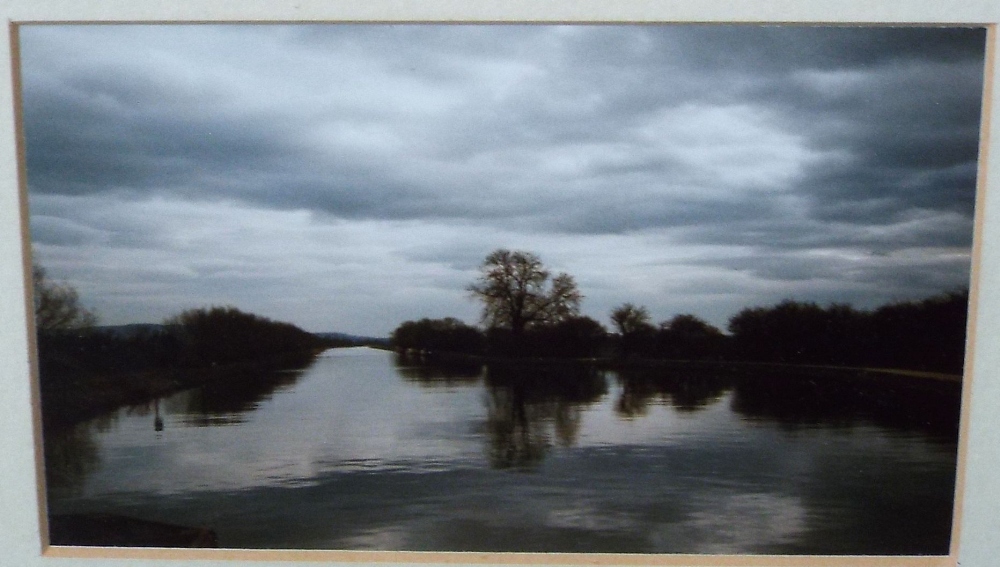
top-left (314, 332), bottom-right (391, 347)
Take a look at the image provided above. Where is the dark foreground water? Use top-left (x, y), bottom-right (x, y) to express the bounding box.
top-left (45, 347), bottom-right (961, 554)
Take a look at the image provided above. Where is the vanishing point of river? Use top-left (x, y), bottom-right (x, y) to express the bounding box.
top-left (45, 347), bottom-right (961, 554)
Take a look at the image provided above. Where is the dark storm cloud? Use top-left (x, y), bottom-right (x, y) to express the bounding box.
top-left (19, 24), bottom-right (985, 331)
top-left (688, 248), bottom-right (969, 288)
top-left (591, 26), bottom-right (987, 237)
top-left (23, 69), bottom-right (304, 196)
top-left (21, 25), bottom-right (986, 240)
top-left (737, 33), bottom-right (985, 227)
top-left (675, 206), bottom-right (974, 252)
top-left (803, 161), bottom-right (979, 225)
top-left (663, 25), bottom-right (985, 70)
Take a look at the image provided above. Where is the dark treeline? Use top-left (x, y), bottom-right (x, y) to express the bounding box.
top-left (390, 317), bottom-right (485, 355)
top-left (727, 291), bottom-right (968, 374)
top-left (39, 306), bottom-right (329, 376)
top-left (392, 248), bottom-right (969, 375)
top-left (488, 316), bottom-right (608, 359)
top-left (391, 315), bottom-right (609, 359)
top-left (37, 305), bottom-right (336, 429)
top-left (165, 306), bottom-right (329, 367)
top-left (391, 289), bottom-right (969, 375)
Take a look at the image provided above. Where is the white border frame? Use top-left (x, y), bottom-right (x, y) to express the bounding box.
top-left (1, 2), bottom-right (997, 567)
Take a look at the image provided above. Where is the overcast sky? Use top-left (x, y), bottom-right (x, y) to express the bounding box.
top-left (20, 24), bottom-right (986, 335)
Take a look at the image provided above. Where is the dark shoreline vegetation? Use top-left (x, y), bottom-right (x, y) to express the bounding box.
top-left (34, 246), bottom-right (968, 433)
top-left (390, 290), bottom-right (969, 376)
top-left (394, 248), bottom-right (968, 374)
top-left (34, 247), bottom-right (966, 551)
top-left (387, 248), bottom-right (968, 445)
top-left (394, 351), bottom-right (963, 441)
top-left (37, 306), bottom-right (348, 431)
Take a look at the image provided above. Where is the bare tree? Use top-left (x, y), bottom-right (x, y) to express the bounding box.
top-left (611, 303), bottom-right (654, 358)
top-left (33, 264), bottom-right (97, 332)
top-left (467, 249), bottom-right (582, 336)
top-left (610, 303), bottom-right (651, 336)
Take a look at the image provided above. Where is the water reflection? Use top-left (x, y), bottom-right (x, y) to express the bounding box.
top-left (178, 367), bottom-right (308, 427)
top-left (729, 372), bottom-right (962, 441)
top-left (614, 367), bottom-right (731, 417)
top-left (44, 408), bottom-right (126, 498)
top-left (481, 361), bottom-right (607, 469)
top-left (45, 362), bottom-right (314, 501)
top-left (44, 350), bottom-right (961, 554)
top-left (393, 352), bottom-right (483, 386)
top-left (44, 423), bottom-right (101, 496)
top-left (154, 399), bottom-right (164, 432)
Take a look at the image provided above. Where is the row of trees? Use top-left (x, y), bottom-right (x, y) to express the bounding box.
top-left (33, 265), bottom-right (329, 391)
top-left (38, 306), bottom-right (328, 377)
top-left (391, 249), bottom-right (969, 374)
top-left (608, 292), bottom-right (968, 373)
top-left (728, 292), bottom-right (968, 373)
top-left (32, 264), bottom-right (337, 429)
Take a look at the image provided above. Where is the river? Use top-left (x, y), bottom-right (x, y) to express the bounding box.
top-left (44, 346), bottom-right (961, 554)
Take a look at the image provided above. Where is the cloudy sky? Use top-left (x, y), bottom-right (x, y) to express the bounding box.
top-left (19, 24), bottom-right (986, 335)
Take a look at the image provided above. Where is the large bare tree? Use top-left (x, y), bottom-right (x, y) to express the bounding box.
top-left (467, 249), bottom-right (581, 336)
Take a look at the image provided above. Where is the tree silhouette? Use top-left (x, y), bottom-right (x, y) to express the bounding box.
top-left (611, 303), bottom-right (650, 335)
top-left (656, 314), bottom-right (727, 360)
top-left (390, 317), bottom-right (485, 354)
top-left (529, 316), bottom-right (608, 358)
top-left (725, 292), bottom-right (967, 373)
top-left (610, 303), bottom-right (655, 358)
top-left (467, 249), bottom-right (581, 337)
top-left (165, 306), bottom-right (321, 367)
top-left (33, 264), bottom-right (97, 332)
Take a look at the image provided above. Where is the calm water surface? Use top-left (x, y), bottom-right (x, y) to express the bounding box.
top-left (46, 347), bottom-right (960, 554)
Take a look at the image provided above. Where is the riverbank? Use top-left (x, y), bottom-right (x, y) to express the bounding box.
top-left (398, 349), bottom-right (963, 438)
top-left (398, 349), bottom-right (962, 388)
top-left (396, 349), bottom-right (962, 383)
top-left (39, 348), bottom-right (325, 432)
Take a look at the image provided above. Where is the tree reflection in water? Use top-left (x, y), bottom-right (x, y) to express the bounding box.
top-left (729, 371), bottom-right (961, 441)
top-left (391, 355), bottom-right (961, 471)
top-left (179, 367), bottom-right (309, 427)
top-left (482, 361), bottom-right (607, 470)
top-left (44, 365), bottom-right (313, 498)
top-left (44, 420), bottom-right (104, 497)
top-left (613, 367), bottom-right (732, 418)
top-left (393, 352), bottom-right (483, 387)
top-left (44, 350), bottom-right (962, 553)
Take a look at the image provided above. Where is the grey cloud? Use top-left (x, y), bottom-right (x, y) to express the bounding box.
top-left (697, 249), bottom-right (968, 289)
top-left (659, 25), bottom-right (986, 73)
top-left (21, 25), bottom-right (985, 238)
top-left (676, 207), bottom-right (974, 253)
top-left (803, 161), bottom-right (979, 226)
top-left (20, 24), bottom-right (984, 331)
top-left (29, 214), bottom-right (110, 246)
top-left (23, 77), bottom-right (303, 197)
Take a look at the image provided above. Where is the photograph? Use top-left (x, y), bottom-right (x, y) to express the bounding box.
top-left (6, 15), bottom-right (994, 564)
